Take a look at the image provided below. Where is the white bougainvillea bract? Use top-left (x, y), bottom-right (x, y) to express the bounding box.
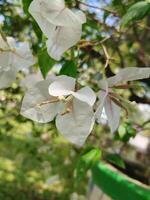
top-left (21, 75), bottom-right (96, 146)
top-left (0, 35), bottom-right (35, 89)
top-left (29, 0), bottom-right (86, 61)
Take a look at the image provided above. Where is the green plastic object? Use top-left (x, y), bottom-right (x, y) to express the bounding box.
top-left (92, 162), bottom-right (150, 200)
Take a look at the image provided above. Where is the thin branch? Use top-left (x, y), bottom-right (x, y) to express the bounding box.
top-left (101, 44), bottom-right (116, 68)
top-left (76, 0), bottom-right (117, 16)
top-left (101, 44), bottom-right (110, 68)
top-left (137, 23), bottom-right (150, 31)
top-left (108, 94), bottom-right (129, 117)
top-left (78, 35), bottom-right (111, 48)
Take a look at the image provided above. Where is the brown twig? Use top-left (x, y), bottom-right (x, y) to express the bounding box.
top-left (101, 44), bottom-right (110, 68)
top-left (101, 44), bottom-right (116, 68)
top-left (109, 94), bottom-right (129, 117)
top-left (36, 97), bottom-right (59, 107)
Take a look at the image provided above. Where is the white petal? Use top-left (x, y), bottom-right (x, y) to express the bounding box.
top-left (0, 52), bottom-right (17, 89)
top-left (0, 68), bottom-right (17, 89)
top-left (104, 96), bottom-right (121, 133)
top-left (98, 79), bottom-right (109, 90)
top-left (95, 90), bottom-right (108, 123)
top-left (0, 34), bottom-right (9, 49)
top-left (20, 70), bottom-right (43, 90)
top-left (21, 79), bottom-right (59, 123)
top-left (29, 0), bottom-right (57, 37)
top-left (0, 39), bottom-right (34, 88)
top-left (29, 0), bottom-right (65, 18)
top-left (44, 8), bottom-right (86, 27)
top-left (6, 37), bottom-right (16, 48)
top-left (95, 81), bottom-right (109, 122)
top-left (56, 98), bottom-right (95, 146)
top-left (46, 25), bottom-right (82, 61)
top-left (29, 0), bottom-right (85, 60)
top-left (46, 73), bottom-right (56, 82)
top-left (0, 51), bottom-right (12, 69)
top-left (40, 0), bottom-right (65, 11)
top-left (1, 38), bottom-right (35, 71)
top-left (29, 0), bottom-right (85, 28)
top-left (49, 75), bottom-right (75, 96)
top-left (12, 42), bottom-right (35, 71)
top-left (29, 0), bottom-right (65, 20)
top-left (74, 10), bottom-right (86, 24)
top-left (107, 67), bottom-right (150, 87)
top-left (72, 86), bottom-right (96, 106)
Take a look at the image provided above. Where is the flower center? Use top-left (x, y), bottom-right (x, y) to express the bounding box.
top-left (60, 95), bottom-right (73, 115)
top-left (36, 95), bottom-right (74, 115)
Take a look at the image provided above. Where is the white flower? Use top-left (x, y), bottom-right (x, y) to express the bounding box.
top-left (95, 67), bottom-right (150, 133)
top-left (29, 0), bottom-right (86, 61)
top-left (21, 75), bottom-right (96, 146)
top-left (0, 35), bottom-right (35, 89)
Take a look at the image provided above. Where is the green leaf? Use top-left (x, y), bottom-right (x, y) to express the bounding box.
top-left (38, 49), bottom-right (56, 78)
top-left (115, 123), bottom-right (136, 142)
top-left (59, 60), bottom-right (77, 78)
top-left (106, 153), bottom-right (125, 169)
top-left (32, 20), bottom-right (42, 42)
top-left (120, 1), bottom-right (150, 28)
top-left (22, 0), bottom-right (33, 14)
top-left (118, 124), bottom-right (127, 139)
top-left (75, 148), bottom-right (101, 181)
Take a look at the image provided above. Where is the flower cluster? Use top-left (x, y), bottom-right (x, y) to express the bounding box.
top-left (20, 68), bottom-right (150, 145)
top-left (0, 0), bottom-right (150, 146)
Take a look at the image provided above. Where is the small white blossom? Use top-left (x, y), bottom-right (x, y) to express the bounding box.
top-left (21, 75), bottom-right (96, 146)
top-left (29, 0), bottom-right (86, 61)
top-left (0, 35), bottom-right (35, 89)
top-left (95, 67), bottom-right (150, 133)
